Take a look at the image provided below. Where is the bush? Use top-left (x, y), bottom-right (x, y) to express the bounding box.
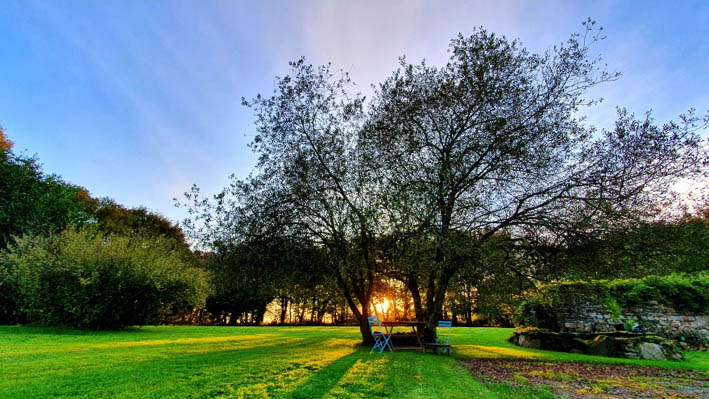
top-left (602, 297), bottom-right (622, 322)
top-left (0, 263), bottom-right (21, 324)
top-left (1, 227), bottom-right (209, 328)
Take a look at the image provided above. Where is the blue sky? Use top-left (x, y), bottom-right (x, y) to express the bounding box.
top-left (1, 0), bottom-right (708, 223)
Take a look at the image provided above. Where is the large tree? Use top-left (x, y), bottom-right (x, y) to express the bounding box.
top-left (183, 21), bottom-right (707, 344)
top-left (365, 22), bottom-right (708, 339)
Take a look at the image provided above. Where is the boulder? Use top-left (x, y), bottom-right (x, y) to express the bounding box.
top-left (638, 342), bottom-right (665, 360)
top-left (517, 334), bottom-right (541, 349)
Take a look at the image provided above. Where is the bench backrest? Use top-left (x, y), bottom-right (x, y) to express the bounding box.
top-left (437, 320), bottom-right (452, 344)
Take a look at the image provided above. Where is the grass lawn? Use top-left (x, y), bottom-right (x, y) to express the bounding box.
top-left (1, 326), bottom-right (707, 399)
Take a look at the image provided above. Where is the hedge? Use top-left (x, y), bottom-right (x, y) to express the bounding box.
top-left (1, 227), bottom-right (210, 329)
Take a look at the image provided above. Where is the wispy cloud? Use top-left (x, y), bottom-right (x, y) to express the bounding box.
top-left (2, 0), bottom-right (707, 222)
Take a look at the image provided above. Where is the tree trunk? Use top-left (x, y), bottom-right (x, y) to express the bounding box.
top-left (279, 296), bottom-right (288, 325)
top-left (408, 279), bottom-right (424, 322)
top-left (422, 265), bottom-right (456, 342)
top-left (256, 304), bottom-right (267, 325)
top-left (339, 283), bottom-right (374, 345)
top-left (310, 295), bottom-right (317, 324)
top-left (357, 307), bottom-right (374, 346)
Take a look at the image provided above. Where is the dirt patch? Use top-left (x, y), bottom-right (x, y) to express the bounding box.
top-left (462, 358), bottom-right (709, 398)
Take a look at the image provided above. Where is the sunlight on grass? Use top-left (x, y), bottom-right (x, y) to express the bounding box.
top-left (279, 327), bottom-right (332, 332)
top-left (89, 333), bottom-right (276, 349)
top-left (456, 345), bottom-right (542, 359)
top-left (226, 338), bottom-right (359, 398)
top-left (326, 357), bottom-right (389, 399)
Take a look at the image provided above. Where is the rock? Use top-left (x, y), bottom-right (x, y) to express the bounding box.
top-left (518, 335), bottom-right (541, 349)
top-left (660, 341), bottom-right (685, 361)
top-left (588, 335), bottom-right (615, 357)
top-left (638, 343), bottom-right (666, 360)
top-left (511, 330), bottom-right (686, 361)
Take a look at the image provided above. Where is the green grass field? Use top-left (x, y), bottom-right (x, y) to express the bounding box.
top-left (1, 326), bottom-right (707, 399)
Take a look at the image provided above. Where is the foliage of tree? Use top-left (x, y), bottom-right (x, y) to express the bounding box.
top-left (93, 198), bottom-right (188, 250)
top-left (271, 243), bottom-right (340, 325)
top-left (0, 129), bottom-right (202, 327)
top-left (204, 239), bottom-right (284, 325)
top-left (1, 227), bottom-right (209, 329)
top-left (205, 239), bottom-right (338, 326)
top-left (0, 126), bottom-right (13, 152)
top-left (0, 147), bottom-right (94, 251)
top-left (445, 234), bottom-right (536, 326)
top-left (551, 209), bottom-right (709, 280)
top-left (0, 257), bottom-right (19, 324)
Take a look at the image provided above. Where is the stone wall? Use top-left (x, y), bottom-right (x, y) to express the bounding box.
top-left (556, 300), bottom-right (708, 346)
top-left (510, 330), bottom-right (685, 360)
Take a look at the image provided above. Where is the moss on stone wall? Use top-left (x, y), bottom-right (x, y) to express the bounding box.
top-left (514, 274), bottom-right (709, 332)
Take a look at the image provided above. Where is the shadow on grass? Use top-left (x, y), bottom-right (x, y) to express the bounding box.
top-left (286, 348), bottom-right (381, 399)
top-left (0, 325), bottom-right (151, 336)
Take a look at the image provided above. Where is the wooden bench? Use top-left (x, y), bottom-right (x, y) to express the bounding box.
top-left (423, 342), bottom-right (452, 355)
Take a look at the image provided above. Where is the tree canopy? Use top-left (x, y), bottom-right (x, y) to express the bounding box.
top-left (0, 144), bottom-right (94, 251)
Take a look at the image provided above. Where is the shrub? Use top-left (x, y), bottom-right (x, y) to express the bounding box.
top-left (602, 297), bottom-right (622, 322)
top-left (1, 227), bottom-right (209, 328)
top-left (0, 262), bottom-right (21, 324)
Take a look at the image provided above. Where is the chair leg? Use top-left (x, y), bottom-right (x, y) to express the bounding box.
top-left (380, 335), bottom-right (393, 353)
top-left (371, 336), bottom-right (381, 353)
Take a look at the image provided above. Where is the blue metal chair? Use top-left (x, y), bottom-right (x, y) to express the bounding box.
top-left (368, 316), bottom-right (392, 353)
top-left (435, 320), bottom-right (452, 354)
